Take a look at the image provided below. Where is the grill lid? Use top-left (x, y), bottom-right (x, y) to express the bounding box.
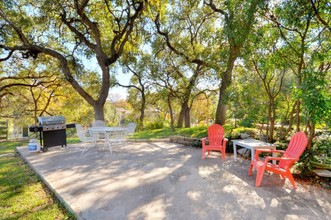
top-left (38, 116), bottom-right (66, 125)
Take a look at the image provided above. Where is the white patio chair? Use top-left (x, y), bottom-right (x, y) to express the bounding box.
top-left (97, 130), bottom-right (127, 154)
top-left (75, 124), bottom-right (97, 154)
top-left (110, 122), bottom-right (136, 152)
top-left (126, 122), bottom-right (137, 135)
top-left (91, 120), bottom-right (106, 139)
top-left (92, 120), bottom-right (106, 127)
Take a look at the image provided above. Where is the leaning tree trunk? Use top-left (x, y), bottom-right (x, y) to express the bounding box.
top-left (210, 0), bottom-right (259, 125)
top-left (177, 67), bottom-right (199, 128)
top-left (215, 98), bottom-right (227, 125)
top-left (215, 47), bottom-right (239, 125)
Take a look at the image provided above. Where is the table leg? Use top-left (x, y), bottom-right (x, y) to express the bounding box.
top-left (272, 151), bottom-right (276, 165)
top-left (251, 148), bottom-right (255, 161)
top-left (105, 133), bottom-right (112, 154)
top-left (233, 143), bottom-right (237, 161)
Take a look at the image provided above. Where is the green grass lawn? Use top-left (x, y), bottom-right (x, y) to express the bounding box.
top-left (0, 140), bottom-right (76, 220)
top-left (131, 126), bottom-right (209, 139)
top-left (0, 125), bottom-right (283, 219)
top-left (0, 127), bottom-right (207, 219)
top-left (0, 126), bottom-right (330, 219)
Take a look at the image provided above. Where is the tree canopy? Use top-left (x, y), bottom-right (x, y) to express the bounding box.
top-left (0, 0), bottom-right (330, 145)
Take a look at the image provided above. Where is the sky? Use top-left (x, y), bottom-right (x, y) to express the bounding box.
top-left (84, 56), bottom-right (131, 101)
top-left (109, 73), bottom-right (131, 101)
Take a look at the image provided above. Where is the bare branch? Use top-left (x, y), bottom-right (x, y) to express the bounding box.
top-left (60, 9), bottom-right (97, 51)
top-left (203, 0), bottom-right (228, 21)
top-left (154, 14), bottom-right (206, 66)
top-left (0, 48), bottom-right (15, 61)
top-left (310, 0), bottom-right (331, 33)
top-left (108, 1), bottom-right (145, 65)
top-left (0, 9), bottom-right (30, 44)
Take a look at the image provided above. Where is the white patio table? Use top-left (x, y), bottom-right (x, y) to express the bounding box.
top-left (88, 126), bottom-right (128, 153)
top-left (232, 139), bottom-right (276, 164)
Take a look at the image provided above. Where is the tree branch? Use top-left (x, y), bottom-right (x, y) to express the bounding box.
top-left (0, 49), bottom-right (14, 61)
top-left (154, 14), bottom-right (206, 66)
top-left (60, 8), bottom-right (97, 51)
top-left (0, 9), bottom-right (30, 44)
top-left (310, 0), bottom-right (331, 33)
top-left (108, 1), bottom-right (145, 65)
top-left (203, 0), bottom-right (228, 21)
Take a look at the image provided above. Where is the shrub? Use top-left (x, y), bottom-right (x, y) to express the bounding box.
top-left (144, 121), bottom-right (164, 130)
top-left (311, 132), bottom-right (331, 167)
top-left (192, 140), bottom-right (202, 148)
top-left (296, 131), bottom-right (331, 180)
top-left (239, 118), bottom-right (254, 127)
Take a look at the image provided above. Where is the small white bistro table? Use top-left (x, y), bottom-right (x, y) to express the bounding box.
top-left (88, 126), bottom-right (128, 153)
top-left (88, 126), bottom-right (126, 134)
top-left (232, 139), bottom-right (276, 163)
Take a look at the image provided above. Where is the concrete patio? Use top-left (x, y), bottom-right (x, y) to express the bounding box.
top-left (17, 141), bottom-right (330, 220)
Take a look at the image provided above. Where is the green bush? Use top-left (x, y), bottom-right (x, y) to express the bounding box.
top-left (296, 131), bottom-right (331, 179)
top-left (192, 140), bottom-right (202, 148)
top-left (311, 132), bottom-right (331, 166)
top-left (227, 127), bottom-right (257, 139)
top-left (239, 118), bottom-right (254, 127)
top-left (144, 121), bottom-right (164, 130)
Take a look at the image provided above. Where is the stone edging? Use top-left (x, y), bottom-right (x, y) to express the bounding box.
top-left (127, 138), bottom-right (170, 143)
top-left (168, 136), bottom-right (200, 146)
top-left (129, 136), bottom-right (200, 146)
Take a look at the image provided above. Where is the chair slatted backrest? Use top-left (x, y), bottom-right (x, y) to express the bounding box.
top-left (92, 120), bottom-right (106, 127)
top-left (208, 124), bottom-right (224, 146)
top-left (127, 123), bottom-right (137, 134)
top-left (278, 132), bottom-right (308, 169)
top-left (75, 124), bottom-right (87, 140)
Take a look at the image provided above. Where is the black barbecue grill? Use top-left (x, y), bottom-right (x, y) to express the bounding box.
top-left (29, 116), bottom-right (69, 151)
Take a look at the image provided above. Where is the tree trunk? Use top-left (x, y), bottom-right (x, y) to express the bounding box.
top-left (177, 106), bottom-right (185, 128)
top-left (184, 107), bottom-right (190, 128)
top-left (306, 120), bottom-right (315, 149)
top-left (167, 94), bottom-right (175, 132)
top-left (211, 0), bottom-right (259, 125)
top-left (139, 92), bottom-right (146, 129)
top-left (267, 100), bottom-right (271, 141)
top-left (215, 100), bottom-right (227, 125)
top-left (215, 47), bottom-right (239, 125)
top-left (269, 99), bottom-right (276, 142)
top-left (280, 102), bottom-right (296, 140)
top-left (296, 100), bottom-right (301, 132)
top-left (177, 71), bottom-right (198, 128)
top-left (178, 102), bottom-right (190, 128)
top-left (93, 104), bottom-right (105, 121)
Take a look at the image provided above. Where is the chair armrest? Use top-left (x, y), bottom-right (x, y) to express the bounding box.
top-left (256, 149), bottom-right (285, 154)
top-left (254, 149), bottom-right (285, 160)
top-left (222, 138), bottom-right (228, 147)
top-left (261, 156), bottom-right (298, 167)
top-left (255, 149), bottom-right (285, 157)
top-left (265, 156), bottom-right (298, 162)
top-left (201, 137), bottom-right (208, 146)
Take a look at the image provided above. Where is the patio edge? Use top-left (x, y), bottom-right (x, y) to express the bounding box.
top-left (15, 146), bottom-right (78, 219)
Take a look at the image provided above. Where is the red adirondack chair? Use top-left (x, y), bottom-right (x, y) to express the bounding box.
top-left (248, 132), bottom-right (308, 188)
top-left (201, 124), bottom-right (228, 159)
